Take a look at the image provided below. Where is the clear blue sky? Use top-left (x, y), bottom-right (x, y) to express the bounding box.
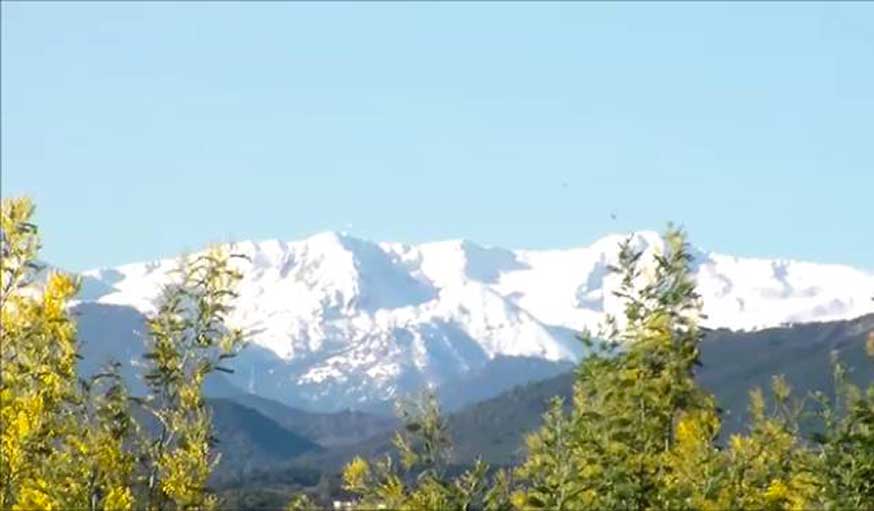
top-left (2, 2), bottom-right (872, 271)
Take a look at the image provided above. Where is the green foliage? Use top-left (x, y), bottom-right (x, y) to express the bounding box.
top-left (809, 346), bottom-right (874, 508)
top-left (515, 226), bottom-right (718, 510)
top-left (284, 493), bottom-right (317, 511)
top-left (513, 227), bottom-right (874, 511)
top-left (513, 397), bottom-right (584, 509)
top-left (392, 391), bottom-right (453, 476)
top-left (340, 391), bottom-right (513, 511)
top-left (137, 247), bottom-right (247, 510)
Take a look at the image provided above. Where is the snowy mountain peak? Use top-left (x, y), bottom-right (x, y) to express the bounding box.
top-left (77, 232), bottom-right (874, 412)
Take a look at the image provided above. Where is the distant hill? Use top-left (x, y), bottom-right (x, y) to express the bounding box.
top-left (220, 392), bottom-right (397, 448)
top-left (697, 312), bottom-right (874, 434)
top-left (208, 399), bottom-right (322, 483)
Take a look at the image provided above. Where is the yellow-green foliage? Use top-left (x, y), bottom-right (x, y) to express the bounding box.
top-left (515, 227), bottom-right (718, 510)
top-left (138, 247), bottom-right (246, 511)
top-left (1, 197), bottom-right (134, 510)
top-left (1, 197), bottom-right (246, 511)
top-left (808, 348), bottom-right (874, 509)
top-left (513, 227), bottom-right (874, 511)
top-left (340, 392), bottom-right (513, 511)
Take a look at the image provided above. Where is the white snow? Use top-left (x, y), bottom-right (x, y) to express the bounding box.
top-left (77, 231), bottom-right (874, 410)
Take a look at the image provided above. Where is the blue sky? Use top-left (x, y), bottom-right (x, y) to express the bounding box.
top-left (2, 3), bottom-right (872, 271)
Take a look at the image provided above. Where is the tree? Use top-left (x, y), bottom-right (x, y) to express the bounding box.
top-left (1, 197), bottom-right (133, 510)
top-left (1, 197), bottom-right (247, 510)
top-left (137, 247), bottom-right (247, 510)
top-left (515, 226), bottom-right (874, 511)
top-left (515, 226), bottom-right (720, 510)
top-left (341, 391), bottom-right (513, 511)
top-left (809, 343), bottom-right (874, 509)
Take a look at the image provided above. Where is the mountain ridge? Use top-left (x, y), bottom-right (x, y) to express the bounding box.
top-left (72, 230), bottom-right (874, 412)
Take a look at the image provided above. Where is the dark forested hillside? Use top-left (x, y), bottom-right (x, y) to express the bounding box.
top-left (209, 400), bottom-right (322, 483)
top-left (698, 313), bottom-right (874, 434)
top-left (221, 393), bottom-right (397, 448)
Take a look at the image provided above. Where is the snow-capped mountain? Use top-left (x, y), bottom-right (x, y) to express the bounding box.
top-left (75, 231), bottom-right (874, 412)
